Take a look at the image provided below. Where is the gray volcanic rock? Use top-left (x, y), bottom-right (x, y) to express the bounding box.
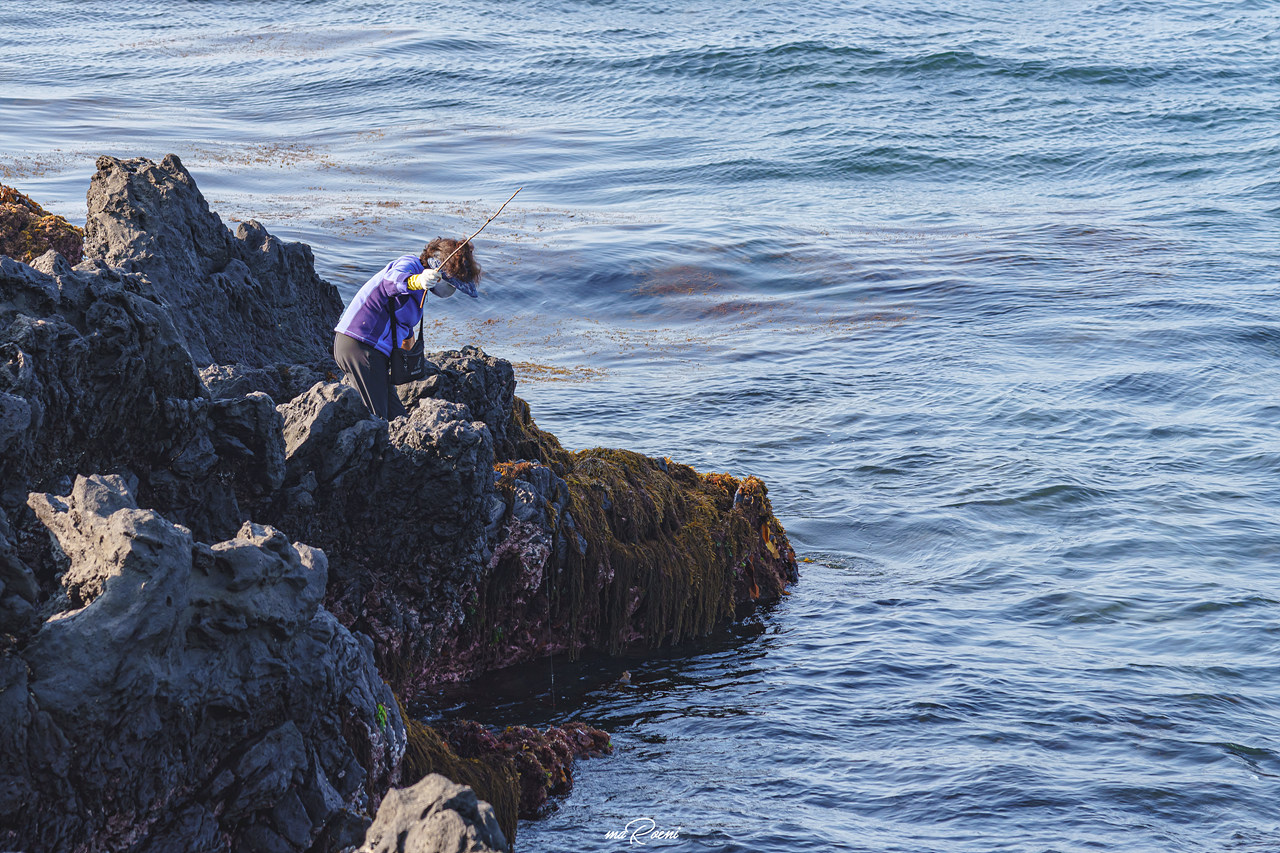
top-left (270, 382), bottom-right (500, 701)
top-left (357, 775), bottom-right (507, 853)
top-left (0, 251), bottom-right (278, 544)
top-left (201, 360), bottom-right (339, 403)
top-left (83, 154), bottom-right (342, 368)
top-left (0, 474), bottom-right (405, 853)
top-left (395, 347), bottom-right (517, 456)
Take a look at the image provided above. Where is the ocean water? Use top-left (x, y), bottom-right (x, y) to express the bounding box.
top-left (4, 1), bottom-right (1280, 850)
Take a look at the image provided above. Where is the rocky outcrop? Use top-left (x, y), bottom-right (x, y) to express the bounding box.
top-left (84, 154), bottom-right (342, 367)
top-left (254, 346), bottom-right (796, 693)
top-left (0, 185), bottom-right (84, 266)
top-left (268, 381), bottom-right (499, 699)
top-left (0, 175), bottom-right (396, 852)
top-left (357, 775), bottom-right (507, 853)
top-left (0, 160), bottom-right (798, 852)
top-left (1, 474), bottom-right (404, 853)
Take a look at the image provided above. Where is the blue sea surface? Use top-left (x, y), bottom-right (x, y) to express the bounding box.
top-left (4, 1), bottom-right (1280, 850)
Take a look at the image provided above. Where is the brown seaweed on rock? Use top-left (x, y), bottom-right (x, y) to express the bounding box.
top-left (425, 408), bottom-right (798, 681)
top-left (439, 719), bottom-right (611, 819)
top-left (398, 708), bottom-right (611, 847)
top-left (562, 451), bottom-right (795, 651)
top-left (0, 185), bottom-right (84, 266)
top-left (399, 713), bottom-right (521, 846)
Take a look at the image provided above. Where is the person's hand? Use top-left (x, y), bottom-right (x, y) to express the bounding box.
top-left (407, 269), bottom-right (442, 290)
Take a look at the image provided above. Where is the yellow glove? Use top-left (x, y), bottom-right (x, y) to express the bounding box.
top-left (407, 269), bottom-right (442, 291)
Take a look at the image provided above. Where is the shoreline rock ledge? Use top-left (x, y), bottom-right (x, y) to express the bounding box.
top-left (0, 155), bottom-right (798, 853)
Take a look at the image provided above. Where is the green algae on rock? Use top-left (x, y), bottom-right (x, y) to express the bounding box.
top-left (0, 185), bottom-right (84, 265)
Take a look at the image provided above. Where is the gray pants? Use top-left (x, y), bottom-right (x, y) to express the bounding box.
top-left (333, 333), bottom-right (407, 420)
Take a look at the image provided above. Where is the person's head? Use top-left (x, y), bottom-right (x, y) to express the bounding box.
top-left (422, 238), bottom-right (482, 284)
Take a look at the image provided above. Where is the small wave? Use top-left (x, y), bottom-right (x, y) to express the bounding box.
top-left (1178, 596), bottom-right (1280, 617)
top-left (944, 482), bottom-right (1111, 510)
top-left (1013, 591), bottom-right (1138, 626)
top-left (604, 40), bottom-right (886, 82)
top-left (852, 49), bottom-right (1240, 89)
top-left (1093, 369), bottom-right (1207, 403)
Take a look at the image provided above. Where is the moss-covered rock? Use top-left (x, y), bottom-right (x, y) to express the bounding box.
top-left (0, 185), bottom-right (83, 265)
top-left (426, 404), bottom-right (798, 681)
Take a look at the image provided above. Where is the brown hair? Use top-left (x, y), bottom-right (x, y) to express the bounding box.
top-left (421, 238), bottom-right (482, 284)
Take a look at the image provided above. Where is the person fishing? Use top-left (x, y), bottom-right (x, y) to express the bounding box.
top-left (333, 188), bottom-right (520, 419)
top-left (333, 237), bottom-right (481, 419)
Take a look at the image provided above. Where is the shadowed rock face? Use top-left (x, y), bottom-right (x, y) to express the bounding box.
top-left (252, 347), bottom-right (528, 702)
top-left (268, 380), bottom-right (499, 701)
top-left (1, 474), bottom-right (405, 853)
top-left (0, 251), bottom-right (281, 546)
top-left (84, 154), bottom-right (342, 368)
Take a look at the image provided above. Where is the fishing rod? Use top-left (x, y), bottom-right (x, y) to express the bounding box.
top-left (438, 186), bottom-right (523, 267)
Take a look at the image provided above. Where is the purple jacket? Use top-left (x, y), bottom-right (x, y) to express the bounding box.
top-left (334, 255), bottom-right (428, 357)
